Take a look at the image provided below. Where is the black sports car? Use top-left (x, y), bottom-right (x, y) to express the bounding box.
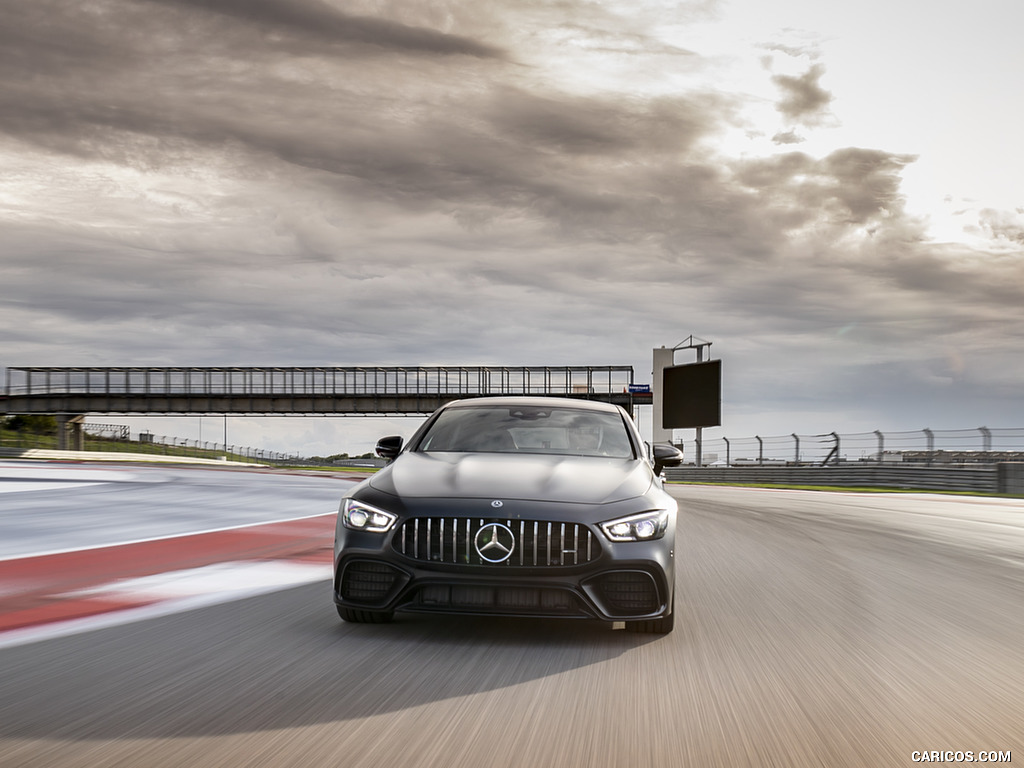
top-left (332, 396), bottom-right (682, 633)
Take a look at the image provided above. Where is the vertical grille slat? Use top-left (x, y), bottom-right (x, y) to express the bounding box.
top-left (394, 518), bottom-right (600, 567)
top-left (519, 520), bottom-right (525, 566)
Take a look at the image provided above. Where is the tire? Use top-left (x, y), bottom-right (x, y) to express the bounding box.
top-left (336, 606), bottom-right (394, 624)
top-left (625, 597), bottom-right (675, 634)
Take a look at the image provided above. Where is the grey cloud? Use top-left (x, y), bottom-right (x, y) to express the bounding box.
top-left (142, 0), bottom-right (505, 58)
top-left (549, 22), bottom-right (696, 57)
top-left (734, 148), bottom-right (916, 227)
top-left (822, 148), bottom-right (915, 220)
top-left (0, 7), bottom-right (126, 77)
top-left (484, 89), bottom-right (718, 157)
top-left (0, 0), bottom-right (504, 155)
top-left (772, 63), bottom-right (833, 125)
top-left (772, 130), bottom-right (804, 145)
top-left (2, 0), bottom-right (733, 247)
top-left (978, 208), bottom-right (1024, 244)
top-left (763, 43), bottom-right (819, 59)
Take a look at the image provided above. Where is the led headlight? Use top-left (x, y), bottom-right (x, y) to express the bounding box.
top-left (341, 499), bottom-right (397, 533)
top-left (599, 509), bottom-right (670, 542)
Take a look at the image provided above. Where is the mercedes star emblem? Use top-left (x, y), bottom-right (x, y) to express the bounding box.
top-left (475, 522), bottom-right (515, 563)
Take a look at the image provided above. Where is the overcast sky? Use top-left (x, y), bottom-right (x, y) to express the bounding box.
top-left (2, 0), bottom-right (1022, 456)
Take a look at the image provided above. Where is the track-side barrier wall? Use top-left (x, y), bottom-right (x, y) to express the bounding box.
top-left (664, 464), bottom-right (1024, 495)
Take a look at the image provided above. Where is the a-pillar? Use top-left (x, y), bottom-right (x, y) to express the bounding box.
top-left (56, 414), bottom-right (86, 451)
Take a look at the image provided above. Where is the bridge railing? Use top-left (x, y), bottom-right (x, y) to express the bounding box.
top-left (4, 366), bottom-right (636, 397)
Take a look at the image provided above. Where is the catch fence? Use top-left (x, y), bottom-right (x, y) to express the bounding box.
top-left (678, 427), bottom-right (1024, 467)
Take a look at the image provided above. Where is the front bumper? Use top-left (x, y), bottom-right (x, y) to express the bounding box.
top-left (334, 528), bottom-right (674, 622)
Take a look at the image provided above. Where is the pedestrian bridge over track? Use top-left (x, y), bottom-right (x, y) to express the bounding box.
top-left (2, 365), bottom-right (644, 418)
top-left (2, 365), bottom-right (649, 449)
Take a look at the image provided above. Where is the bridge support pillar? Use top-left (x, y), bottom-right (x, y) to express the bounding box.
top-left (997, 462), bottom-right (1024, 495)
top-left (56, 415), bottom-right (86, 451)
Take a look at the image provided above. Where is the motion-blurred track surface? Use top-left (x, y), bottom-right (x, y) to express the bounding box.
top-left (1, 473), bottom-right (1021, 767)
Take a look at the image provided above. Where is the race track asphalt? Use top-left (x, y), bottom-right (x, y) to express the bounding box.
top-left (0, 466), bottom-right (1020, 767)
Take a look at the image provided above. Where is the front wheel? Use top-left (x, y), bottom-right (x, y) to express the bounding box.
top-left (625, 596), bottom-right (674, 634)
top-left (336, 606), bottom-right (394, 624)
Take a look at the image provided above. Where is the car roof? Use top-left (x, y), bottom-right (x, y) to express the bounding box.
top-left (441, 396), bottom-right (622, 413)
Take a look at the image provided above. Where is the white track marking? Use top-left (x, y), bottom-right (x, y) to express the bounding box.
top-left (0, 560), bottom-right (330, 650)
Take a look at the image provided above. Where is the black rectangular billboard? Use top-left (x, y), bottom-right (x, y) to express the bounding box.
top-left (662, 359), bottom-right (721, 429)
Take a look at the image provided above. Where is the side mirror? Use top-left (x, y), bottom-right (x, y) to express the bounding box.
top-left (375, 435), bottom-right (404, 461)
top-left (652, 443), bottom-right (683, 476)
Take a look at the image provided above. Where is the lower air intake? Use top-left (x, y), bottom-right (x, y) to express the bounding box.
top-left (591, 571), bottom-right (660, 614)
top-left (413, 585), bottom-right (583, 614)
top-left (339, 561), bottom-right (402, 604)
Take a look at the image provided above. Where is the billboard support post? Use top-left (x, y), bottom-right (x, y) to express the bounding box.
top-left (694, 343), bottom-right (705, 468)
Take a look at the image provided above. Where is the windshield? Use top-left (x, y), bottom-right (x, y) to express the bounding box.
top-left (416, 405), bottom-right (635, 459)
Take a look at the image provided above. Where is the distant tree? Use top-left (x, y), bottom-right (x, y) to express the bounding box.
top-left (5, 415), bottom-right (58, 434)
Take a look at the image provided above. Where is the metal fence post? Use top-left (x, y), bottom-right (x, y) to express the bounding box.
top-left (980, 426), bottom-right (991, 452)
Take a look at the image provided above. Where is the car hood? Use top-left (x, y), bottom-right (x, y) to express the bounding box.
top-left (369, 452), bottom-right (653, 504)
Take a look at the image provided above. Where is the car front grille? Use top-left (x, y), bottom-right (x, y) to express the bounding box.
top-left (393, 517), bottom-right (601, 567)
